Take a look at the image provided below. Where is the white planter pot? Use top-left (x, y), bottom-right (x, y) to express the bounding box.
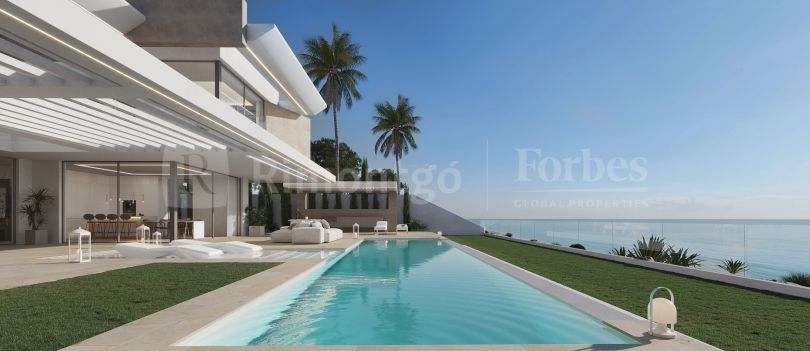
top-left (25, 230), bottom-right (49, 245)
top-left (248, 226), bottom-right (265, 237)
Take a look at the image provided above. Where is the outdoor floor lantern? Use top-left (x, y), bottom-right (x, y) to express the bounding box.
top-left (648, 287), bottom-right (677, 339)
top-left (352, 223), bottom-right (360, 238)
top-left (68, 227), bottom-right (91, 263)
top-left (152, 231), bottom-right (162, 245)
top-left (136, 224), bottom-right (150, 243)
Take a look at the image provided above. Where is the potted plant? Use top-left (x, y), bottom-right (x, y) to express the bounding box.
top-left (245, 207), bottom-right (267, 237)
top-left (20, 188), bottom-right (55, 244)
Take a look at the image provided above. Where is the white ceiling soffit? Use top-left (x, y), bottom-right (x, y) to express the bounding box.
top-left (244, 24), bottom-right (327, 116)
top-left (0, 97), bottom-right (223, 151)
top-left (72, 0), bottom-right (145, 33)
top-left (0, 0), bottom-right (335, 183)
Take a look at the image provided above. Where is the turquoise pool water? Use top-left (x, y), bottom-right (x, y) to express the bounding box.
top-left (181, 239), bottom-right (637, 346)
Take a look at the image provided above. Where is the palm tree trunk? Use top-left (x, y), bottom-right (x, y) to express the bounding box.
top-left (395, 154), bottom-right (400, 192)
top-left (333, 108), bottom-right (340, 179)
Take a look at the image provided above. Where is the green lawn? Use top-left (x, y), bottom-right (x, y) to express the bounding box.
top-left (448, 236), bottom-right (810, 351)
top-left (0, 262), bottom-right (278, 351)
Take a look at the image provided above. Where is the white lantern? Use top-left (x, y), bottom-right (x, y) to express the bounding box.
top-left (648, 287), bottom-right (677, 339)
top-left (68, 227), bottom-right (91, 263)
top-left (136, 224), bottom-right (150, 243)
top-left (352, 223), bottom-right (360, 238)
top-left (152, 231), bottom-right (162, 245)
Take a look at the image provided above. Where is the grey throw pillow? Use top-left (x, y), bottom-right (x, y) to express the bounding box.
top-left (320, 219), bottom-right (330, 229)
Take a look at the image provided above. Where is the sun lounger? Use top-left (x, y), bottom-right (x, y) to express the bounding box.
top-left (173, 244), bottom-right (224, 259)
top-left (114, 242), bottom-right (176, 259)
top-left (170, 239), bottom-right (263, 254)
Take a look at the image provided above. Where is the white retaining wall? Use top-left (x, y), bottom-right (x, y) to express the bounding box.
top-left (486, 234), bottom-right (810, 300)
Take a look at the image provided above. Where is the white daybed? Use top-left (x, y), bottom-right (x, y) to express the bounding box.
top-left (174, 244), bottom-right (224, 259)
top-left (170, 239), bottom-right (263, 255)
top-left (114, 243), bottom-right (176, 259)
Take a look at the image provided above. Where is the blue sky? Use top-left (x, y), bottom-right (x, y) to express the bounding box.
top-left (249, 0), bottom-right (810, 219)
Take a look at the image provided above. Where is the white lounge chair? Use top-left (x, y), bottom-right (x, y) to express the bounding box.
top-left (174, 244), bottom-right (224, 259)
top-left (114, 242), bottom-right (176, 259)
top-left (170, 239), bottom-right (263, 255)
top-left (374, 221), bottom-right (388, 234)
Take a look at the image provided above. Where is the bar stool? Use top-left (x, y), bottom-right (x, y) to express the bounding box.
top-left (119, 214), bottom-right (133, 239)
top-left (94, 214), bottom-right (107, 238)
top-left (106, 214), bottom-right (118, 240)
top-left (180, 221), bottom-right (191, 239)
top-left (82, 214), bottom-right (94, 231)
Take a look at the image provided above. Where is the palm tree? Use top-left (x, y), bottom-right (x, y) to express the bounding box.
top-left (300, 23), bottom-right (367, 178)
top-left (371, 95), bottom-right (421, 190)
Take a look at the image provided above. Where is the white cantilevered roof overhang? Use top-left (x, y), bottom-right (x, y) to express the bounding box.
top-left (0, 0), bottom-right (334, 182)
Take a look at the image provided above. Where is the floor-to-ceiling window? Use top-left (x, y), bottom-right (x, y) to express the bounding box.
top-left (118, 162), bottom-right (171, 241)
top-left (63, 161), bottom-right (241, 242)
top-left (64, 162), bottom-right (121, 241)
top-left (0, 158), bottom-right (14, 244)
top-left (165, 61), bottom-right (267, 128)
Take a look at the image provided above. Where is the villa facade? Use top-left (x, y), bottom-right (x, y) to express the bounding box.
top-left (0, 0), bottom-right (336, 244)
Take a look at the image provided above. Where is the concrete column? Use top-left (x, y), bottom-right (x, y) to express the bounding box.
top-left (168, 161), bottom-right (177, 240)
top-left (386, 190), bottom-right (397, 231)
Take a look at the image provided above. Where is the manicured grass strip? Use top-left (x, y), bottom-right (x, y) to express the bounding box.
top-left (0, 262), bottom-right (278, 351)
top-left (448, 236), bottom-right (810, 351)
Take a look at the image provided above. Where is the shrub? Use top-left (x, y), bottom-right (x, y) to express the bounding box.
top-left (612, 235), bottom-right (702, 267)
top-left (407, 219), bottom-right (428, 231)
top-left (505, 233), bottom-right (513, 237)
top-left (610, 247), bottom-right (629, 257)
top-left (569, 243), bottom-right (586, 250)
top-left (244, 207), bottom-right (266, 227)
top-left (630, 235), bottom-right (669, 261)
top-left (718, 259), bottom-right (748, 274)
top-left (667, 247), bottom-right (702, 267)
top-left (782, 272), bottom-right (810, 287)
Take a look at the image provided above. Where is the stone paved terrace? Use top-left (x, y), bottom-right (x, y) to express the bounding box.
top-left (0, 232), bottom-right (439, 289)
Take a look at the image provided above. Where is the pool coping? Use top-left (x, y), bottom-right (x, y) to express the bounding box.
top-left (65, 238), bottom-right (721, 351)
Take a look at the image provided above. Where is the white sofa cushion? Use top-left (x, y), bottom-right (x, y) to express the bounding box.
top-left (292, 227), bottom-right (324, 244)
top-left (325, 228), bottom-right (343, 242)
top-left (270, 228), bottom-right (293, 243)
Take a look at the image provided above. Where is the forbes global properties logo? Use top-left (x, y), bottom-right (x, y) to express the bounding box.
top-left (514, 148), bottom-right (647, 192)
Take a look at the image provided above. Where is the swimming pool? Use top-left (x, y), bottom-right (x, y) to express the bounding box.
top-left (178, 239), bottom-right (638, 346)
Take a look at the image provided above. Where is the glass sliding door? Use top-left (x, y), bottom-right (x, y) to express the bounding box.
top-left (64, 162), bottom-right (119, 241)
top-left (118, 162), bottom-right (171, 242)
top-left (0, 158), bottom-right (13, 244)
top-left (178, 166), bottom-right (213, 238)
top-left (63, 161), bottom-right (237, 241)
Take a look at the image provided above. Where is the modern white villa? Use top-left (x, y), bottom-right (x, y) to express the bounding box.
top-left (0, 0), bottom-right (339, 245)
top-left (0, 2), bottom-right (806, 351)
